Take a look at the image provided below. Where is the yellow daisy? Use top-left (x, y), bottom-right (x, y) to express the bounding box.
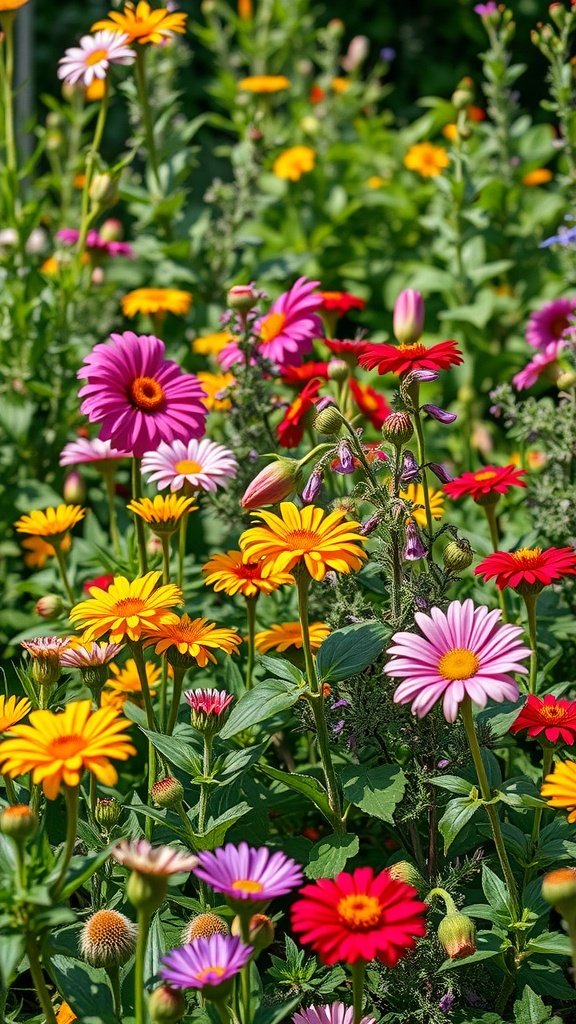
top-left (254, 621), bottom-right (330, 654)
top-left (400, 483), bottom-right (445, 527)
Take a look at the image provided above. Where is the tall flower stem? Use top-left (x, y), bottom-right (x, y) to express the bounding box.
top-left (523, 593), bottom-right (539, 695)
top-left (101, 467), bottom-right (121, 558)
top-left (245, 597), bottom-right (257, 690)
top-left (76, 89), bottom-right (110, 262)
top-left (166, 666), bottom-right (185, 736)
top-left (1, 12), bottom-right (18, 221)
top-left (134, 908), bottom-right (151, 1024)
top-left (134, 48), bottom-right (160, 187)
top-left (412, 406), bottom-right (434, 543)
top-left (51, 785), bottom-right (79, 899)
top-left (52, 538), bottom-right (76, 606)
top-left (460, 698), bottom-right (520, 919)
top-left (197, 734), bottom-right (213, 836)
top-left (351, 961), bottom-right (366, 1024)
top-left (132, 458), bottom-right (149, 575)
top-left (483, 503), bottom-right (509, 624)
top-left (25, 935), bottom-right (57, 1024)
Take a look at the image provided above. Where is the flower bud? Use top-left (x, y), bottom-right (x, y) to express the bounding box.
top-left (231, 912), bottom-right (275, 951)
top-left (63, 471), bottom-right (86, 504)
top-left (302, 469), bottom-right (323, 504)
top-left (95, 797), bottom-right (121, 831)
top-left (89, 172), bottom-right (118, 208)
top-left (0, 804), bottom-right (37, 842)
top-left (80, 909), bottom-right (137, 968)
top-left (99, 218), bottom-right (123, 242)
top-left (422, 404), bottom-right (457, 425)
top-left (437, 912), bottom-right (477, 960)
top-left (542, 868), bottom-right (576, 917)
top-left (443, 539), bottom-right (474, 572)
top-left (35, 594), bottom-right (65, 620)
top-left (227, 284), bottom-right (257, 314)
top-left (241, 458), bottom-right (302, 509)
top-left (387, 860), bottom-right (426, 895)
top-left (152, 776), bottom-right (184, 810)
top-left (183, 913), bottom-right (229, 944)
top-left (393, 289), bottom-right (425, 345)
top-left (314, 405), bottom-right (343, 435)
top-left (149, 986), bottom-right (186, 1023)
top-left (327, 358), bottom-right (350, 382)
top-left (382, 411), bottom-right (413, 446)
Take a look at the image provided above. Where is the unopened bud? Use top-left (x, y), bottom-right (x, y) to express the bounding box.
top-left (149, 985), bottom-right (186, 1023)
top-left (89, 173), bottom-right (118, 208)
top-left (152, 776), bottom-right (184, 810)
top-left (80, 909), bottom-right (137, 968)
top-left (393, 289), bottom-right (425, 345)
top-left (95, 797), bottom-right (121, 831)
top-left (35, 594), bottom-right (65, 620)
top-left (382, 411), bottom-right (413, 446)
top-left (443, 539), bottom-right (474, 572)
top-left (241, 458), bottom-right (302, 509)
top-left (387, 860), bottom-right (426, 895)
top-left (227, 284), bottom-right (257, 314)
top-left (314, 405), bottom-right (343, 434)
top-left (542, 868), bottom-right (576, 917)
top-left (232, 912), bottom-right (275, 950)
top-left (437, 912), bottom-right (477, 960)
top-left (183, 913), bottom-right (229, 944)
top-left (0, 804), bottom-right (37, 842)
top-left (63, 471), bottom-right (86, 504)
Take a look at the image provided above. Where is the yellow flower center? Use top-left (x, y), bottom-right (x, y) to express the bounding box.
top-left (49, 734), bottom-right (86, 759)
top-left (113, 597), bottom-right (146, 618)
top-left (231, 879), bottom-right (264, 894)
top-left (195, 965), bottom-right (226, 981)
top-left (337, 893), bottom-right (382, 930)
top-left (129, 376), bottom-right (166, 412)
top-left (438, 647), bottom-right (480, 681)
top-left (259, 312), bottom-right (287, 344)
top-left (511, 547), bottom-right (542, 566)
top-left (175, 459), bottom-right (202, 475)
top-left (86, 48), bottom-right (108, 66)
top-left (540, 704), bottom-right (567, 722)
top-left (474, 470), bottom-right (497, 482)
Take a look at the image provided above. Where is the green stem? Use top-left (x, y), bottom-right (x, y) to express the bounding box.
top-left (198, 734), bottom-right (213, 836)
top-left (52, 538), bottom-right (76, 606)
top-left (25, 935), bottom-right (57, 1024)
top-left (524, 593), bottom-right (539, 695)
top-left (412, 405), bottom-right (434, 544)
top-left (483, 503), bottom-right (509, 623)
top-left (131, 458), bottom-right (149, 575)
top-left (51, 785), bottom-right (79, 899)
top-left (107, 964), bottom-right (122, 1020)
top-left (166, 666), bottom-right (185, 735)
top-left (245, 597), bottom-right (257, 690)
top-left (134, 48), bottom-right (160, 186)
top-left (134, 909), bottom-right (151, 1024)
top-left (102, 467), bottom-right (121, 558)
top-left (351, 961), bottom-right (366, 1024)
top-left (460, 698), bottom-right (520, 919)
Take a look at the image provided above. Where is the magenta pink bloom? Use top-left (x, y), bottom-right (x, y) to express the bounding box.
top-left (219, 277), bottom-right (323, 369)
top-left (513, 340), bottom-right (565, 391)
top-left (525, 297), bottom-right (575, 350)
top-left (57, 228), bottom-right (133, 259)
top-left (60, 437), bottom-right (131, 466)
top-left (77, 332), bottom-right (207, 457)
top-left (185, 689), bottom-right (234, 717)
top-left (141, 438), bottom-right (238, 493)
top-left (193, 842), bottom-right (303, 904)
top-left (388, 599), bottom-right (531, 722)
top-left (160, 935), bottom-right (251, 992)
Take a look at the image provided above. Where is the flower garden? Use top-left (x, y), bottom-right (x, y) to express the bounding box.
top-left (1, 1), bottom-right (576, 1022)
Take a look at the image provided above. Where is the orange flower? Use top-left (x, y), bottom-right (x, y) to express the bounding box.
top-left (239, 75), bottom-right (290, 94)
top-left (254, 621), bottom-right (330, 653)
top-left (273, 146), bottom-right (316, 181)
top-left (202, 550), bottom-right (293, 598)
top-left (403, 143), bottom-right (449, 178)
top-left (92, 1), bottom-right (187, 45)
top-left (69, 571), bottom-right (182, 643)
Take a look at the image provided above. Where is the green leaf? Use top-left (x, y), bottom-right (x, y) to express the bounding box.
top-left (305, 833), bottom-right (360, 879)
top-left (339, 764), bottom-right (406, 823)
top-left (514, 984), bottom-right (563, 1024)
top-left (315, 622), bottom-right (389, 683)
top-left (219, 681), bottom-right (299, 739)
top-left (258, 764), bottom-right (333, 824)
top-left (438, 797), bottom-right (480, 854)
top-left (438, 930), bottom-right (504, 971)
top-left (430, 775), bottom-right (475, 796)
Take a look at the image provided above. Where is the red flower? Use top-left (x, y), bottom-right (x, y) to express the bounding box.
top-left (291, 866), bottom-right (427, 966)
top-left (319, 291), bottom-right (366, 315)
top-left (510, 694), bottom-right (576, 746)
top-left (325, 338), bottom-right (368, 360)
top-left (280, 362), bottom-right (330, 385)
top-left (349, 378), bottom-right (391, 429)
top-left (277, 378), bottom-right (323, 448)
top-left (444, 464), bottom-right (526, 502)
top-left (359, 340), bottom-right (463, 376)
top-left (82, 574), bottom-right (114, 594)
top-left (475, 547), bottom-right (576, 593)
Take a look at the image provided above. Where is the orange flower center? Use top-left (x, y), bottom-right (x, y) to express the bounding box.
top-left (195, 965), bottom-right (226, 981)
top-left (86, 48), bottom-right (108, 66)
top-left (175, 459), bottom-right (202, 475)
top-left (129, 376), bottom-right (165, 412)
top-left (540, 704), bottom-right (567, 722)
top-left (511, 547), bottom-right (542, 566)
top-left (337, 893), bottom-right (382, 930)
top-left (474, 470), bottom-right (497, 482)
top-left (49, 734), bottom-right (86, 759)
top-left (231, 878), bottom-right (264, 894)
top-left (113, 597), bottom-right (146, 618)
top-left (438, 647), bottom-right (480, 681)
top-left (284, 529), bottom-right (319, 552)
top-left (259, 312), bottom-right (287, 344)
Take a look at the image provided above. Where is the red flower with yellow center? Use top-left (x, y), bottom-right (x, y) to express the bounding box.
top-left (349, 378), bottom-right (390, 430)
top-left (359, 340), bottom-right (463, 377)
top-left (475, 546), bottom-right (576, 593)
top-left (277, 378), bottom-right (324, 448)
top-left (511, 694), bottom-right (576, 746)
top-left (444, 464), bottom-right (526, 503)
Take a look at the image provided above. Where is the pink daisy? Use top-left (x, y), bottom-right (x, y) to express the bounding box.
top-left (60, 437), bottom-right (131, 466)
top-left (513, 340), bottom-right (565, 391)
top-left (57, 228), bottom-right (133, 259)
top-left (525, 297), bottom-right (575, 350)
top-left (219, 277), bottom-right (323, 369)
top-left (57, 31), bottom-right (135, 87)
top-left (388, 599), bottom-right (531, 722)
top-left (140, 438), bottom-right (238, 493)
top-left (77, 332), bottom-right (207, 458)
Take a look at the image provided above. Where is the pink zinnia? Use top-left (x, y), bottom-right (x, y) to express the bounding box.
top-left (60, 437), bottom-right (130, 466)
top-left (77, 332), bottom-right (207, 458)
top-left (388, 599), bottom-right (531, 722)
top-left (525, 297), bottom-right (575, 350)
top-left (219, 277), bottom-right (323, 368)
top-left (141, 438), bottom-right (238, 493)
top-left (513, 340), bottom-right (565, 391)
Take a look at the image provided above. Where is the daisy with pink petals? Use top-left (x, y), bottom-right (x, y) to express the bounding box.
top-left (141, 438), bottom-right (238, 493)
top-left (57, 31), bottom-right (135, 87)
top-left (193, 842), bottom-right (303, 906)
top-left (388, 599), bottom-right (531, 722)
top-left (525, 297), bottom-right (575, 350)
top-left (219, 277), bottom-right (323, 369)
top-left (77, 332), bottom-right (207, 458)
top-left (60, 437), bottom-right (131, 466)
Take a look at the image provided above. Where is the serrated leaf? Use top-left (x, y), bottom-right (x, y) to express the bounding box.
top-left (219, 681), bottom-right (299, 739)
top-left (258, 764), bottom-right (332, 823)
top-left (304, 833), bottom-right (359, 878)
top-left (340, 764), bottom-right (406, 823)
top-left (438, 797), bottom-right (480, 854)
top-left (315, 622), bottom-right (389, 683)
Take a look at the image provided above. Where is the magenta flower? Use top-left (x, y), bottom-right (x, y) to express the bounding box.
top-left (77, 332), bottom-right (207, 458)
top-left (193, 842), bottom-right (303, 904)
top-left (58, 228), bottom-right (133, 259)
top-left (57, 31), bottom-right (135, 87)
top-left (525, 297), bottom-right (575, 350)
top-left (219, 277), bottom-right (323, 368)
top-left (388, 599), bottom-right (531, 722)
top-left (513, 340), bottom-right (565, 391)
top-left (141, 438), bottom-right (238, 493)
top-left (60, 437), bottom-right (131, 466)
top-left (160, 935), bottom-right (251, 992)
top-left (293, 1005), bottom-right (375, 1024)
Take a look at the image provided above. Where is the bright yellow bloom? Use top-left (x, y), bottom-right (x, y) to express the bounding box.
top-left (56, 1003), bottom-right (77, 1024)
top-left (273, 146), bottom-right (316, 182)
top-left (542, 760), bottom-right (576, 822)
top-left (21, 534), bottom-right (71, 569)
top-left (192, 331), bottom-right (234, 356)
top-left (145, 613), bottom-right (241, 667)
top-left (127, 494), bottom-right (197, 533)
top-left (239, 502), bottom-right (367, 582)
top-left (0, 695), bottom-right (31, 733)
top-left (0, 700), bottom-right (135, 800)
top-left (92, 1), bottom-right (187, 45)
top-left (255, 621), bottom-right (330, 654)
top-left (102, 658), bottom-right (162, 710)
top-left (121, 288), bottom-right (192, 318)
top-left (15, 504), bottom-right (85, 542)
top-left (239, 75), bottom-right (290, 94)
top-left (85, 79), bottom-right (106, 103)
top-left (522, 168), bottom-right (553, 187)
top-left (202, 550), bottom-right (294, 598)
top-left (69, 571), bottom-right (182, 643)
top-left (403, 142), bottom-right (449, 178)
top-left (196, 372), bottom-right (235, 412)
top-left (400, 483), bottom-right (445, 527)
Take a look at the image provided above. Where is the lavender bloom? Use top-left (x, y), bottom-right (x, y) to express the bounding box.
top-left (334, 441), bottom-right (354, 475)
top-left (193, 842), bottom-right (303, 903)
top-left (302, 470), bottom-right (323, 504)
top-left (160, 934), bottom-right (251, 992)
top-left (422, 404), bottom-right (457, 425)
top-left (400, 451), bottom-right (420, 484)
top-left (429, 462), bottom-right (453, 484)
top-left (402, 520), bottom-right (427, 561)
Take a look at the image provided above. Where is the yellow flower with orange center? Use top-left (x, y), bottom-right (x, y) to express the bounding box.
top-left (541, 760), bottom-right (576, 822)
top-left (400, 483), bottom-right (445, 528)
top-left (192, 331), bottom-right (234, 356)
top-left (102, 658), bottom-right (162, 710)
top-left (254, 621), bottom-right (330, 654)
top-left (15, 504), bottom-right (85, 543)
top-left (21, 533), bottom-right (71, 569)
top-left (144, 613), bottom-right (241, 668)
top-left (92, 1), bottom-right (187, 45)
top-left (239, 502), bottom-right (367, 582)
top-left (127, 494), bottom-right (197, 534)
top-left (273, 146), bottom-right (316, 182)
top-left (0, 699), bottom-right (135, 799)
top-left (522, 168), bottom-right (553, 187)
top-left (403, 143), bottom-right (449, 178)
top-left (0, 695), bottom-right (31, 732)
top-left (239, 75), bottom-right (290, 94)
top-left (196, 372), bottom-right (236, 412)
top-left (202, 550), bottom-right (294, 598)
top-left (121, 288), bottom-right (192, 318)
top-left (69, 571), bottom-right (182, 643)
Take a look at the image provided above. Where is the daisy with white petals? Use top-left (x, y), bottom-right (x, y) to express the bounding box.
top-left (57, 31), bottom-right (135, 87)
top-left (141, 438), bottom-right (238, 494)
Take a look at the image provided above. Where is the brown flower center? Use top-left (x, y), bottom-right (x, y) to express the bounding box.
top-left (337, 893), bottom-right (382, 930)
top-left (129, 376), bottom-right (166, 412)
top-left (438, 647), bottom-right (480, 681)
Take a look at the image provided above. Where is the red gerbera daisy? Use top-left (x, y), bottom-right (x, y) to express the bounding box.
top-left (319, 291), bottom-right (366, 315)
top-left (277, 378), bottom-right (324, 448)
top-left (359, 340), bottom-right (463, 376)
top-left (510, 694), bottom-right (576, 746)
top-left (444, 464), bottom-right (526, 503)
top-left (280, 362), bottom-right (330, 385)
top-left (325, 338), bottom-right (369, 360)
top-left (291, 866), bottom-right (427, 966)
top-left (349, 378), bottom-right (391, 430)
top-left (475, 546), bottom-right (576, 593)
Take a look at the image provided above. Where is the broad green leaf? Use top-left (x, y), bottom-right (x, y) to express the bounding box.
top-left (340, 764), bottom-right (406, 823)
top-left (305, 833), bottom-right (360, 879)
top-left (315, 622), bottom-right (389, 683)
top-left (514, 983), bottom-right (563, 1023)
top-left (437, 930), bottom-right (504, 971)
top-left (219, 681), bottom-right (299, 739)
top-left (258, 764), bottom-right (333, 824)
top-left (438, 797), bottom-right (480, 854)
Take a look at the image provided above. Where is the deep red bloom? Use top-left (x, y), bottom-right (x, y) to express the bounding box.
top-left (359, 340), bottom-right (463, 376)
top-left (444, 464), bottom-right (526, 502)
top-left (319, 291), bottom-right (366, 315)
top-left (325, 338), bottom-right (369, 360)
top-left (280, 362), bottom-right (330, 385)
top-left (83, 574), bottom-right (114, 594)
top-left (349, 378), bottom-right (391, 429)
top-left (291, 866), bottom-right (427, 966)
top-left (510, 694), bottom-right (576, 745)
top-left (475, 547), bottom-right (576, 592)
top-left (277, 378), bottom-right (324, 448)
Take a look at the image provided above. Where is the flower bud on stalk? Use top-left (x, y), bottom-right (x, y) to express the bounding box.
top-left (241, 458), bottom-right (302, 509)
top-left (393, 289), bottom-right (425, 345)
top-left (437, 912), bottom-right (477, 960)
top-left (149, 985), bottom-right (186, 1023)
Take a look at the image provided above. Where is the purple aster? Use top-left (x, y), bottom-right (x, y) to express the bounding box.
top-left (193, 842), bottom-right (303, 904)
top-left (525, 297), bottom-right (575, 350)
top-left (160, 935), bottom-right (251, 992)
top-left (77, 331), bottom-right (207, 458)
top-left (219, 277), bottom-right (323, 369)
